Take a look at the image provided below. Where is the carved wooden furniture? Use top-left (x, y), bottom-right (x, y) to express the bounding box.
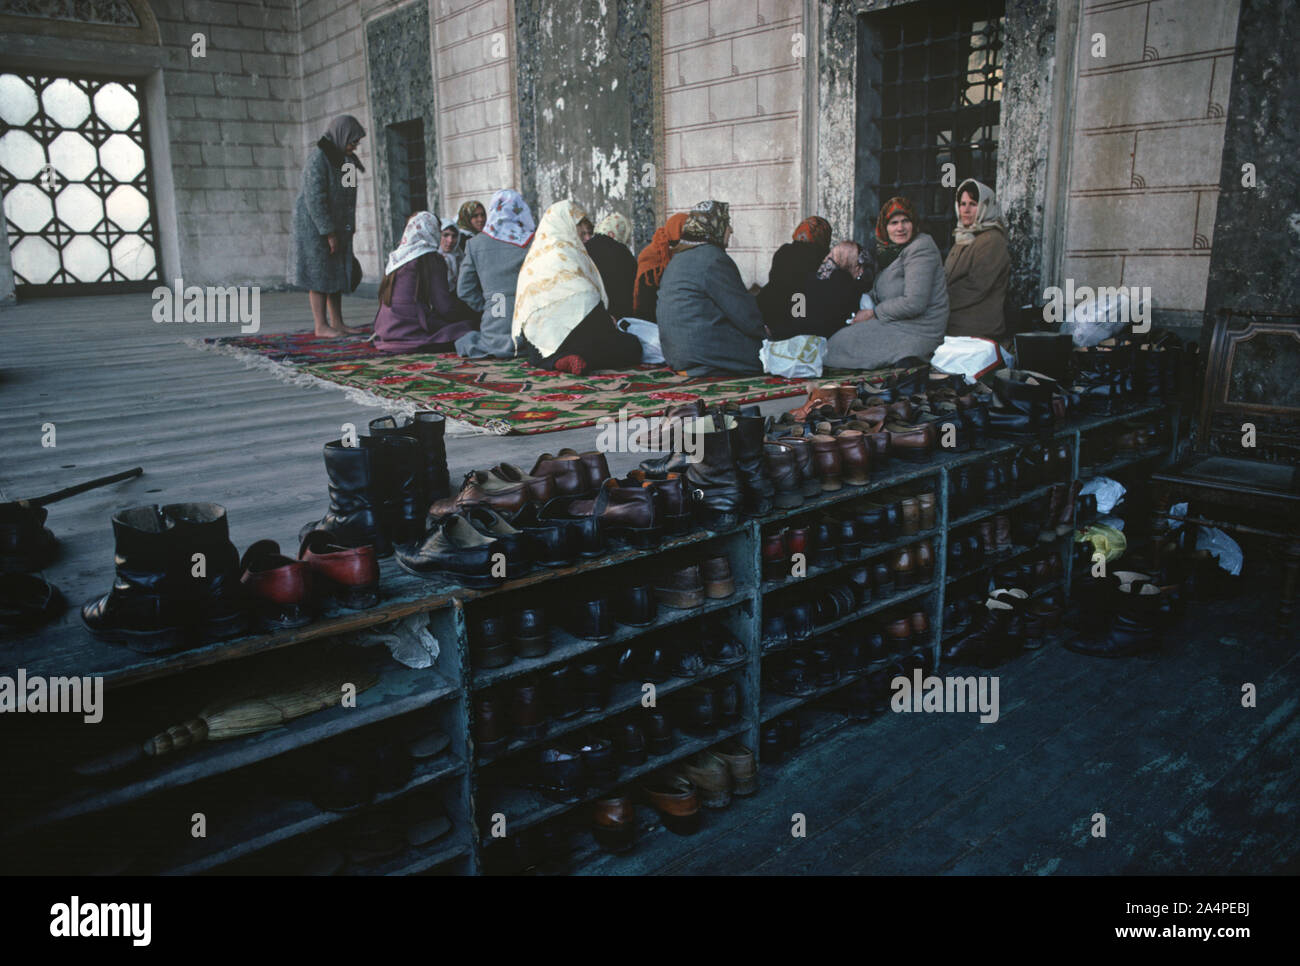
top-left (1151, 309), bottom-right (1300, 623)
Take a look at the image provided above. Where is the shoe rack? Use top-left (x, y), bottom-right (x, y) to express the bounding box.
top-left (0, 401), bottom-right (1180, 877)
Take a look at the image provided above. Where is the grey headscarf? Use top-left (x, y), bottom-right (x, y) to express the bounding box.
top-left (323, 114), bottom-right (366, 152)
top-left (952, 178), bottom-right (1006, 246)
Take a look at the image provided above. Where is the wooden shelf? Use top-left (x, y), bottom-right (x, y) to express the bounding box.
top-left (760, 527), bottom-right (942, 593)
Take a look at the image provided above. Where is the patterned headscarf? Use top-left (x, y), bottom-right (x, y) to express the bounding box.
top-left (457, 200), bottom-right (485, 234)
top-left (952, 179), bottom-right (1007, 246)
top-left (633, 212), bottom-right (688, 315)
top-left (793, 216), bottom-right (832, 251)
top-left (384, 211), bottom-right (441, 275)
top-left (874, 196), bottom-right (920, 270)
top-left (513, 199), bottom-right (608, 358)
top-left (679, 200), bottom-right (730, 248)
top-left (481, 189), bottom-right (535, 247)
top-left (595, 212), bottom-right (633, 248)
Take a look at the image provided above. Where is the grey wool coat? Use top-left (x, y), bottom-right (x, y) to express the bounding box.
top-left (826, 233), bottom-right (949, 370)
top-left (656, 244), bottom-right (765, 376)
top-left (291, 143), bottom-right (359, 293)
top-left (454, 232), bottom-right (529, 359)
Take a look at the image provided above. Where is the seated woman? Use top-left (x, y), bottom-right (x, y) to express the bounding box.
top-left (632, 212), bottom-right (688, 322)
top-left (513, 200), bottom-right (642, 375)
top-left (802, 240), bottom-right (875, 338)
top-left (826, 197), bottom-right (948, 370)
top-left (439, 216), bottom-right (461, 287)
top-left (757, 215), bottom-right (833, 339)
top-left (585, 212), bottom-right (637, 320)
top-left (656, 200), bottom-right (765, 376)
top-left (944, 178), bottom-right (1011, 339)
top-left (373, 211), bottom-right (477, 353)
top-left (454, 199), bottom-right (485, 255)
top-left (454, 189), bottom-right (534, 359)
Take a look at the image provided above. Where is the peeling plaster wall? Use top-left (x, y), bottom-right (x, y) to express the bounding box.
top-left (514, 0), bottom-right (655, 246)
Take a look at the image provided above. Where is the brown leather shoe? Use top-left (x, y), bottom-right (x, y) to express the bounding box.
top-left (790, 383), bottom-right (847, 422)
top-left (917, 491), bottom-right (937, 530)
top-left (530, 452), bottom-right (588, 496)
top-left (490, 463), bottom-right (555, 504)
top-left (995, 514), bottom-right (1013, 553)
top-left (909, 609), bottom-right (929, 637)
top-left (569, 478), bottom-right (661, 546)
top-left (866, 428), bottom-right (892, 469)
top-left (592, 795), bottom-right (636, 852)
top-left (885, 421), bottom-right (935, 461)
top-left (884, 616), bottom-right (912, 648)
top-left (298, 531), bottom-right (379, 609)
top-left (643, 774), bottom-right (700, 831)
top-left (810, 434), bottom-right (843, 491)
top-left (835, 384), bottom-right (858, 413)
top-left (834, 430), bottom-right (871, 486)
top-left (655, 563), bottom-right (705, 609)
top-left (776, 436), bottom-right (823, 498)
top-left (429, 469), bottom-right (530, 519)
top-left (241, 539), bottom-right (314, 628)
top-left (713, 740), bottom-right (758, 795)
top-left (676, 751), bottom-right (731, 808)
top-left (978, 518), bottom-right (997, 555)
top-left (892, 545), bottom-right (916, 591)
top-left (916, 538), bottom-right (935, 582)
top-left (899, 497), bottom-right (920, 535)
top-left (700, 556), bottom-right (735, 598)
top-left (558, 448), bottom-right (612, 492)
top-left (627, 470), bottom-right (690, 534)
top-left (763, 441), bottom-right (805, 509)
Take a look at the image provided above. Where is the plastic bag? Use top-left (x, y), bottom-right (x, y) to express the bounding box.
top-left (1080, 475), bottom-right (1126, 515)
top-left (761, 334), bottom-right (827, 378)
top-left (616, 317), bottom-right (665, 365)
top-left (930, 336), bottom-right (1011, 384)
top-left (1060, 291), bottom-right (1131, 347)
top-left (1168, 503), bottom-right (1244, 575)
top-left (843, 292), bottom-right (875, 326)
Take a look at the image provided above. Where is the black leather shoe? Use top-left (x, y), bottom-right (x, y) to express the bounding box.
top-left (785, 603), bottom-right (814, 642)
top-left (472, 615), bottom-right (513, 669)
top-left (546, 664), bottom-right (583, 720)
top-left (576, 661), bottom-right (610, 711)
top-left (567, 595), bottom-right (614, 640)
top-left (510, 607), bottom-right (549, 658)
top-left (700, 623), bottom-right (746, 667)
top-left (682, 685), bottom-right (716, 733)
top-left (0, 573), bottom-right (64, 632)
top-left (615, 582), bottom-right (657, 626)
top-left (510, 502), bottom-right (578, 566)
top-left (536, 744), bottom-right (585, 800)
top-left (669, 643), bottom-right (708, 678)
top-left (396, 514), bottom-right (502, 587)
top-left (463, 506), bottom-right (534, 579)
top-left (644, 710), bottom-right (674, 756)
top-left (638, 643), bottom-right (672, 683)
top-left (714, 679), bottom-right (741, 722)
top-left (619, 722), bottom-right (647, 766)
top-left (761, 613), bottom-right (789, 652)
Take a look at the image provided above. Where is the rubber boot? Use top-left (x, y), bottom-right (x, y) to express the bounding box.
top-left (164, 502), bottom-right (247, 643)
top-left (684, 415), bottom-right (742, 531)
top-left (300, 439), bottom-right (390, 557)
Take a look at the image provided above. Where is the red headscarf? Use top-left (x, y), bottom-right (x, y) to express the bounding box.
top-left (633, 212), bottom-right (688, 314)
top-left (875, 197), bottom-right (919, 245)
top-left (793, 216), bottom-right (832, 251)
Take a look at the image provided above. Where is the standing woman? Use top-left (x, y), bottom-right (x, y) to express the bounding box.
top-left (943, 178), bottom-right (1011, 339)
top-left (454, 189), bottom-right (535, 359)
top-left (291, 114), bottom-right (368, 337)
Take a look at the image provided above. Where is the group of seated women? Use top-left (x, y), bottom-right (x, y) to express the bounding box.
top-left (370, 179), bottom-right (1011, 377)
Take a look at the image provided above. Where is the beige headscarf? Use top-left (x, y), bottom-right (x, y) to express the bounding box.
top-left (512, 199), bottom-right (609, 358)
top-left (595, 212), bottom-right (633, 248)
top-left (952, 179), bottom-right (1006, 246)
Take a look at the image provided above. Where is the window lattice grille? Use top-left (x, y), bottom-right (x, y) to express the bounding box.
top-left (0, 72), bottom-right (161, 294)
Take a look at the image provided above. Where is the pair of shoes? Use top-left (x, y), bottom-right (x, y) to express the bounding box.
top-left (245, 534), bottom-right (379, 626)
top-left (80, 503), bottom-right (248, 652)
top-left (395, 512), bottom-right (509, 587)
top-left (1066, 571), bottom-right (1172, 657)
top-left (946, 588), bottom-right (1029, 666)
top-left (670, 742), bottom-right (758, 809)
top-left (654, 556), bottom-right (734, 609)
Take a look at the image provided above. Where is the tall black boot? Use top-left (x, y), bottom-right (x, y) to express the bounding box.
top-left (370, 412), bottom-right (450, 507)
top-left (300, 440), bottom-right (390, 557)
top-left (81, 506), bottom-right (187, 651)
top-left (721, 405), bottom-right (774, 516)
top-left (165, 502), bottom-right (247, 643)
top-left (988, 369), bottom-right (1060, 436)
top-left (368, 434), bottom-right (423, 547)
top-left (684, 415), bottom-right (742, 531)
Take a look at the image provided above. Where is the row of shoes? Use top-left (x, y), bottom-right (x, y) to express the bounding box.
top-left (1067, 566), bottom-right (1188, 658)
top-left (306, 726), bottom-right (451, 813)
top-left (763, 614), bottom-right (930, 697)
top-left (760, 491), bottom-right (937, 582)
top-left (764, 528), bottom-right (937, 588)
top-left (632, 742), bottom-right (759, 840)
top-left (1072, 332), bottom-right (1188, 414)
top-left (942, 586), bottom-right (1066, 666)
top-left (1080, 419), bottom-right (1166, 470)
top-left (949, 443), bottom-right (1072, 517)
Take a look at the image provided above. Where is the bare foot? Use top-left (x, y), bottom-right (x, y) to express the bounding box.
top-left (313, 327), bottom-right (341, 338)
top-left (331, 323), bottom-right (367, 336)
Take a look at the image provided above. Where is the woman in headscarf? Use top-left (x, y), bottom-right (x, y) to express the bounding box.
top-left (944, 179), bottom-right (1011, 338)
top-left (438, 217), bottom-right (461, 287)
top-left (632, 211), bottom-right (688, 322)
top-left (371, 211), bottom-right (477, 354)
top-left (454, 189), bottom-right (535, 358)
top-left (825, 196), bottom-right (948, 370)
top-left (656, 200), bottom-right (765, 376)
top-left (291, 114), bottom-right (368, 337)
top-left (759, 215), bottom-right (862, 340)
top-left (455, 199), bottom-right (486, 255)
top-left (585, 211), bottom-right (637, 320)
top-left (514, 200), bottom-right (642, 375)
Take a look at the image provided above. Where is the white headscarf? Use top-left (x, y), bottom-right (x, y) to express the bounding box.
top-left (384, 211), bottom-right (441, 275)
top-left (512, 199), bottom-right (608, 358)
top-left (952, 179), bottom-right (1007, 246)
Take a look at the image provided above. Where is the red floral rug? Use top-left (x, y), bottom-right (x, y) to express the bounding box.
top-left (196, 333), bottom-right (924, 435)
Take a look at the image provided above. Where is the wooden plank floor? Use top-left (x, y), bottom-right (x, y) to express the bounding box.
top-left (4, 294), bottom-right (1296, 875)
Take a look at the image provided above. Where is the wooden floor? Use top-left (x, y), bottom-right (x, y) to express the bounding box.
top-left (3, 293), bottom-right (1296, 875)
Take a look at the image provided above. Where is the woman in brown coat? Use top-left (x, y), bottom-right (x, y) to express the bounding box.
top-left (943, 179), bottom-right (1010, 339)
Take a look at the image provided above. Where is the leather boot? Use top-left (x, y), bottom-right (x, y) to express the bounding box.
top-left (163, 502), bottom-right (246, 643)
top-left (685, 415), bottom-right (743, 530)
top-left (301, 439), bottom-right (389, 556)
top-left (834, 430), bottom-right (871, 486)
top-left (763, 441), bottom-right (805, 509)
top-left (775, 435), bottom-right (823, 499)
top-left (810, 434), bottom-right (843, 491)
top-left (627, 469), bottom-right (690, 535)
top-left (371, 434), bottom-right (423, 547)
top-left (947, 597), bottom-right (1015, 666)
top-left (988, 369), bottom-right (1062, 435)
top-left (729, 407), bottom-right (776, 515)
top-left (370, 411), bottom-right (450, 506)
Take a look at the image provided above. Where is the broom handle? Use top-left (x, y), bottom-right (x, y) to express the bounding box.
top-left (24, 467), bottom-right (144, 508)
top-left (143, 718), bottom-right (209, 757)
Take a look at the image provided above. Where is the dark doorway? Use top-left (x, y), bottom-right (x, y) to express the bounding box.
top-left (856, 0), bottom-right (1005, 255)
top-left (0, 72), bottom-right (162, 295)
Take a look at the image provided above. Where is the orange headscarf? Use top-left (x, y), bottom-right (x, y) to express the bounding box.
top-left (634, 212), bottom-right (688, 314)
top-left (793, 216), bottom-right (832, 251)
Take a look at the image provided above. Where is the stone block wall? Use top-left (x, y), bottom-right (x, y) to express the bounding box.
top-left (1062, 0), bottom-right (1240, 324)
top-left (660, 0), bottom-right (807, 288)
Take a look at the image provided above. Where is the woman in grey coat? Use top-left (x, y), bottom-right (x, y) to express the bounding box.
top-left (291, 114), bottom-right (367, 337)
top-left (826, 196), bottom-right (948, 370)
top-left (454, 188), bottom-right (535, 358)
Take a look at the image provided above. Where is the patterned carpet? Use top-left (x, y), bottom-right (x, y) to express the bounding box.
top-left (195, 332), bottom-right (923, 435)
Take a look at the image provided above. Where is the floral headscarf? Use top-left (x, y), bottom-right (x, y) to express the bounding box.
top-left (457, 200), bottom-right (485, 234)
top-left (481, 189), bottom-right (535, 247)
top-left (874, 196), bottom-right (920, 271)
top-left (595, 212), bottom-right (633, 248)
top-left (678, 200), bottom-right (730, 248)
top-left (793, 216), bottom-right (832, 251)
top-left (384, 211), bottom-right (442, 276)
top-left (952, 179), bottom-right (1007, 246)
top-left (513, 199), bottom-right (608, 358)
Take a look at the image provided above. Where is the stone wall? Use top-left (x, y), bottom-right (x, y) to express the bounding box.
top-left (660, 0), bottom-right (806, 288)
top-left (1061, 0), bottom-right (1240, 327)
top-left (431, 0), bottom-right (518, 226)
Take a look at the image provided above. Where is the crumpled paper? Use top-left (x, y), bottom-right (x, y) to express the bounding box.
top-left (342, 612), bottom-right (440, 669)
top-left (1168, 502), bottom-right (1244, 576)
top-left (1080, 475), bottom-right (1126, 515)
